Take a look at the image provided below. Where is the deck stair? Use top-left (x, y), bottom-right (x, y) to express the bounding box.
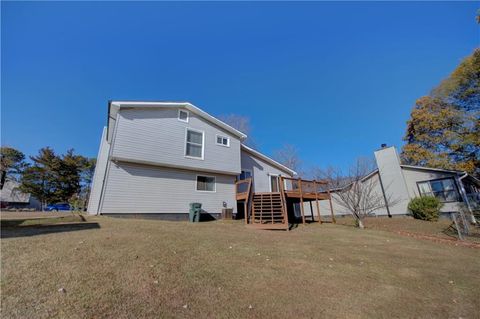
top-left (249, 192), bottom-right (288, 230)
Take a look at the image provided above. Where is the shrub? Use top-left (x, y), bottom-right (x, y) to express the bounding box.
top-left (408, 196), bottom-right (443, 221)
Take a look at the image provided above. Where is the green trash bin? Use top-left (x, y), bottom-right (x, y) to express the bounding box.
top-left (189, 203), bottom-right (202, 222)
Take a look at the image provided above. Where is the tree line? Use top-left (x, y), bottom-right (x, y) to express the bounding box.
top-left (0, 146), bottom-right (96, 210)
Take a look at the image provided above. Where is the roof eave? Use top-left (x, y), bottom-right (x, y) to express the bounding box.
top-left (107, 101), bottom-right (247, 140)
top-left (241, 144), bottom-right (297, 176)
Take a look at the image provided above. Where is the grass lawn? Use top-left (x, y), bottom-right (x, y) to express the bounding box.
top-left (1, 215), bottom-right (479, 318)
top-left (336, 216), bottom-right (480, 244)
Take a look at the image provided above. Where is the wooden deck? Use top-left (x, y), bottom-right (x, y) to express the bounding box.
top-left (235, 176), bottom-right (336, 229)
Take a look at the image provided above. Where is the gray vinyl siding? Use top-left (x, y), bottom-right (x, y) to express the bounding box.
top-left (111, 108), bottom-right (241, 175)
top-left (87, 127), bottom-right (111, 214)
top-left (240, 150), bottom-right (293, 193)
top-left (99, 161), bottom-right (236, 215)
top-left (306, 173), bottom-right (387, 217)
top-left (401, 167), bottom-right (464, 213)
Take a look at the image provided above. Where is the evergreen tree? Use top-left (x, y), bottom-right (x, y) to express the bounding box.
top-left (19, 148), bottom-right (92, 209)
top-left (0, 147), bottom-right (27, 188)
top-left (20, 147), bottom-right (62, 209)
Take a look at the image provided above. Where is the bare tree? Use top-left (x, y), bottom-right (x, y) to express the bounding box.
top-left (315, 158), bottom-right (398, 229)
top-left (273, 144), bottom-right (303, 174)
top-left (218, 114), bottom-right (256, 147)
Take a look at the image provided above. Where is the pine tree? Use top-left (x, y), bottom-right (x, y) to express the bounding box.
top-left (20, 147), bottom-right (61, 209)
top-left (0, 147), bottom-right (27, 188)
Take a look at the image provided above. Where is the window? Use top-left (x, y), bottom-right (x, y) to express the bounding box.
top-left (216, 135), bottom-right (230, 147)
top-left (185, 129), bottom-right (204, 159)
top-left (196, 175), bottom-right (216, 192)
top-left (417, 178), bottom-right (460, 202)
top-left (178, 110), bottom-right (189, 123)
top-left (238, 170), bottom-right (252, 181)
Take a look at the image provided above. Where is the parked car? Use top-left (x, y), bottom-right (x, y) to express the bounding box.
top-left (45, 203), bottom-right (71, 212)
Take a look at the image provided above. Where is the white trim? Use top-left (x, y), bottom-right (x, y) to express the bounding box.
top-left (178, 109), bottom-right (189, 123)
top-left (215, 134), bottom-right (230, 147)
top-left (110, 156), bottom-right (240, 176)
top-left (400, 165), bottom-right (465, 175)
top-left (241, 144), bottom-right (296, 176)
top-left (268, 173), bottom-right (280, 192)
top-left (195, 174), bottom-right (216, 193)
top-left (361, 169), bottom-right (379, 182)
top-left (108, 101), bottom-right (247, 141)
top-left (184, 127), bottom-right (205, 160)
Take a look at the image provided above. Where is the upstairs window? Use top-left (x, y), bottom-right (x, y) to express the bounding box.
top-left (216, 135), bottom-right (230, 147)
top-left (417, 178), bottom-right (460, 202)
top-left (185, 129), bottom-right (204, 159)
top-left (178, 110), bottom-right (189, 123)
top-left (196, 175), bottom-right (216, 192)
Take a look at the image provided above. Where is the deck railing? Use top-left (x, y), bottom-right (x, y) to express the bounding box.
top-left (235, 178), bottom-right (252, 200)
top-left (466, 193), bottom-right (480, 211)
top-left (281, 177), bottom-right (329, 198)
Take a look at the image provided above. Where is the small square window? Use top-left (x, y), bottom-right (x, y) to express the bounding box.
top-left (178, 110), bottom-right (189, 122)
top-left (215, 135), bottom-right (230, 147)
top-left (196, 176), bottom-right (216, 192)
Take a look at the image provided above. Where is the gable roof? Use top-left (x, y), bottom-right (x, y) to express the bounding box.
top-left (241, 144), bottom-right (297, 176)
top-left (400, 164), bottom-right (466, 175)
top-left (0, 179), bottom-right (30, 203)
top-left (107, 101), bottom-right (247, 142)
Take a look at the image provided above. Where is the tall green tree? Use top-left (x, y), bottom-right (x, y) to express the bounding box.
top-left (0, 147), bottom-right (27, 188)
top-left (20, 148), bottom-right (92, 209)
top-left (402, 49), bottom-right (480, 177)
top-left (20, 147), bottom-right (62, 208)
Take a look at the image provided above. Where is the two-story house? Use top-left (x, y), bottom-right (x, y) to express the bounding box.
top-left (87, 101), bottom-right (297, 222)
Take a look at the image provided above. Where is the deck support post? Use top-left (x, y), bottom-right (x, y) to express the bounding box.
top-left (299, 178), bottom-right (306, 225)
top-left (327, 189), bottom-right (336, 223)
top-left (314, 180), bottom-right (322, 224)
top-left (244, 201), bottom-right (248, 225)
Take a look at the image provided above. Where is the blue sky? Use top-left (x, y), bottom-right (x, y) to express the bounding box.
top-left (2, 2), bottom-right (478, 171)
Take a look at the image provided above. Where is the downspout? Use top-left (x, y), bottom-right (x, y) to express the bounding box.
top-left (458, 173), bottom-right (477, 225)
top-left (377, 172), bottom-right (392, 218)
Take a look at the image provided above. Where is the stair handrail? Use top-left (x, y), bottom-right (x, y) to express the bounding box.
top-left (278, 176), bottom-right (289, 227)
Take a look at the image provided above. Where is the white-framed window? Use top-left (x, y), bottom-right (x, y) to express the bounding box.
top-left (185, 128), bottom-right (204, 159)
top-left (196, 175), bottom-right (216, 192)
top-left (216, 135), bottom-right (230, 147)
top-left (238, 169), bottom-right (252, 181)
top-left (178, 109), bottom-right (189, 123)
top-left (417, 178), bottom-right (460, 202)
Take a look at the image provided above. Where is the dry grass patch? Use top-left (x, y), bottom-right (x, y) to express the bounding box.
top-left (1, 216), bottom-right (479, 318)
top-left (336, 216), bottom-right (480, 244)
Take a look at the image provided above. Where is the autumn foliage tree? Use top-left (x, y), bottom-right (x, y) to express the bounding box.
top-left (402, 49), bottom-right (480, 177)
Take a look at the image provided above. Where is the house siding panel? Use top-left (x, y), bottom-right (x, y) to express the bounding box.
top-left (240, 150), bottom-right (293, 192)
top-left (87, 127), bottom-right (111, 214)
top-left (99, 161), bottom-right (236, 215)
top-left (401, 168), bottom-right (464, 213)
top-left (112, 108), bottom-right (241, 175)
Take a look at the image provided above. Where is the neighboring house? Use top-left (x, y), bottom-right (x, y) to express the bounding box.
top-left (87, 101), bottom-right (297, 222)
top-left (320, 146), bottom-right (480, 222)
top-left (0, 179), bottom-right (41, 210)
